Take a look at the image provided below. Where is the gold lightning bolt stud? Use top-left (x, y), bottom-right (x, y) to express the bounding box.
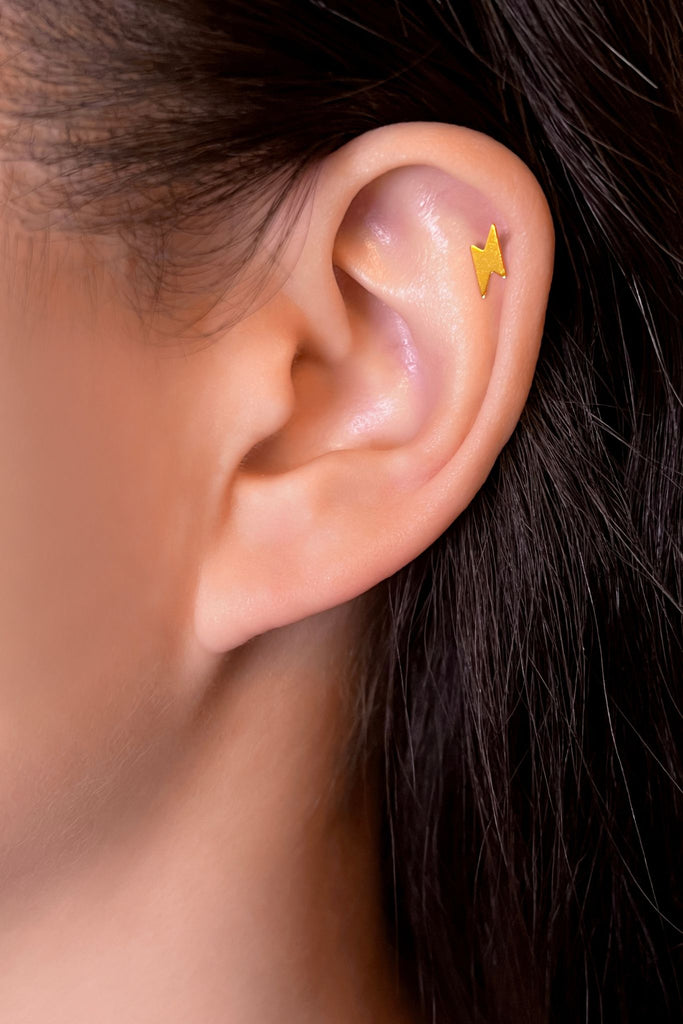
top-left (470, 223), bottom-right (507, 298)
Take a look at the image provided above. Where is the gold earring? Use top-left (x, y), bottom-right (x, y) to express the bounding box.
top-left (470, 223), bottom-right (506, 298)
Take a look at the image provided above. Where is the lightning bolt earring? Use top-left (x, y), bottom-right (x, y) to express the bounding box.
top-left (470, 223), bottom-right (507, 298)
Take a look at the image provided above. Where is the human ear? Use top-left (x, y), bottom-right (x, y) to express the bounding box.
top-left (193, 121), bottom-right (554, 653)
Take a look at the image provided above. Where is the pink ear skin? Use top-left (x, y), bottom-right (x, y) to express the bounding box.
top-left (192, 122), bottom-right (554, 654)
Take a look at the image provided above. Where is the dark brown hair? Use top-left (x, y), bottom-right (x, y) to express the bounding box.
top-left (2, 2), bottom-right (680, 1021)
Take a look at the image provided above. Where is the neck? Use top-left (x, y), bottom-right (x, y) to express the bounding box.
top-left (0, 608), bottom-right (415, 1024)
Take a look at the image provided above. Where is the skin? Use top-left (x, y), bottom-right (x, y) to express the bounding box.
top-left (0, 121), bottom-right (553, 1022)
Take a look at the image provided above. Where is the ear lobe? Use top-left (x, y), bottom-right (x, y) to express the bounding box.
top-left (193, 122), bottom-right (554, 653)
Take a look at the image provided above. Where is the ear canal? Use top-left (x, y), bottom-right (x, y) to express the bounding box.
top-left (240, 261), bottom-right (433, 476)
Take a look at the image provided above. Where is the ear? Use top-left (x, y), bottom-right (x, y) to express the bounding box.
top-left (193, 121), bottom-right (554, 653)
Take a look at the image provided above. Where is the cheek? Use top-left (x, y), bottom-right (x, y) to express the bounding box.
top-left (0, 290), bottom-right (197, 878)
top-left (0, 331), bottom-right (176, 693)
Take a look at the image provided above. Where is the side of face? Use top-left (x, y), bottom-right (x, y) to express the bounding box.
top-left (0, 217), bottom-right (225, 884)
top-left (0, 118), bottom-right (554, 894)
